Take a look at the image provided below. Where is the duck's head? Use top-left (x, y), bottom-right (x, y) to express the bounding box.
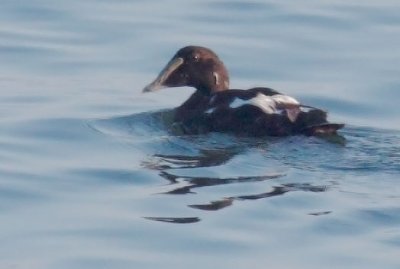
top-left (143, 46), bottom-right (230, 95)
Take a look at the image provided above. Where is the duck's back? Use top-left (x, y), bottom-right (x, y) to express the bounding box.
top-left (175, 87), bottom-right (344, 136)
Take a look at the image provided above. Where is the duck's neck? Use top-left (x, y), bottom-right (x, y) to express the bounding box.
top-left (174, 89), bottom-right (212, 122)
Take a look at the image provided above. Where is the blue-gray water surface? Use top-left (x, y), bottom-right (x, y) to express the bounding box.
top-left (1, 1), bottom-right (400, 268)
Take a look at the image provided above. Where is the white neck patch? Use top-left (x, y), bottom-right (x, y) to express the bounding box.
top-left (213, 72), bottom-right (219, 86)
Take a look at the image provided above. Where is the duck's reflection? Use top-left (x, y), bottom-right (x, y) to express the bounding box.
top-left (189, 183), bottom-right (328, 211)
top-left (143, 147), bottom-right (242, 170)
top-left (143, 148), bottom-right (331, 223)
top-left (188, 198), bottom-right (234, 211)
top-left (142, 129), bottom-right (337, 223)
top-left (159, 170), bottom-right (284, 195)
top-left (143, 216), bottom-right (200, 224)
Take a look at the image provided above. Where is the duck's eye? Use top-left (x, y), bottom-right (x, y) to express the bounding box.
top-left (192, 54), bottom-right (200, 62)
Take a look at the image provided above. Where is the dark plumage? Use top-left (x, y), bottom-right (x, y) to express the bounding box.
top-left (143, 46), bottom-right (344, 137)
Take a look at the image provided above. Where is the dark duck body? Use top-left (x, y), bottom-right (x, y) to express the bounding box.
top-left (143, 46), bottom-right (344, 137)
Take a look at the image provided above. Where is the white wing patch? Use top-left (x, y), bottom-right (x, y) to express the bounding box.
top-left (229, 93), bottom-right (301, 122)
top-left (270, 94), bottom-right (300, 107)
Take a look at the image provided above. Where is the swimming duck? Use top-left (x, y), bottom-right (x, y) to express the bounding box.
top-left (143, 46), bottom-right (344, 137)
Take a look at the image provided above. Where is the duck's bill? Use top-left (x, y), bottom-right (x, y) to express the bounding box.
top-left (142, 57), bottom-right (184, 93)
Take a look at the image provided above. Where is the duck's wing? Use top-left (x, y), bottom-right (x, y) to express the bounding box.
top-left (208, 89), bottom-right (302, 122)
top-left (205, 88), bottom-right (344, 136)
top-left (247, 87), bottom-right (281, 96)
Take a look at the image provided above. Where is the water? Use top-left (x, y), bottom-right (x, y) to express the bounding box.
top-left (1, 0), bottom-right (400, 268)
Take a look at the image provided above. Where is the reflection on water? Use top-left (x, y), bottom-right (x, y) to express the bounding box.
top-left (144, 216), bottom-right (201, 224)
top-left (188, 183), bottom-right (328, 211)
top-left (158, 171), bottom-right (283, 195)
top-left (143, 148), bottom-right (241, 170)
top-left (143, 143), bottom-right (329, 221)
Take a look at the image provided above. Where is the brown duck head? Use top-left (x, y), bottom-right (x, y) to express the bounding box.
top-left (143, 46), bottom-right (230, 95)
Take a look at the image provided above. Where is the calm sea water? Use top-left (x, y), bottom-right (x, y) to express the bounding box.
top-left (1, 0), bottom-right (400, 268)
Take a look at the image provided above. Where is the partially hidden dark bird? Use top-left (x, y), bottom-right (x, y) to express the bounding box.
top-left (143, 46), bottom-right (344, 137)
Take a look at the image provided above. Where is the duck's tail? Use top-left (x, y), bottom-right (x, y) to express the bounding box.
top-left (295, 108), bottom-right (344, 136)
top-left (302, 123), bottom-right (345, 136)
